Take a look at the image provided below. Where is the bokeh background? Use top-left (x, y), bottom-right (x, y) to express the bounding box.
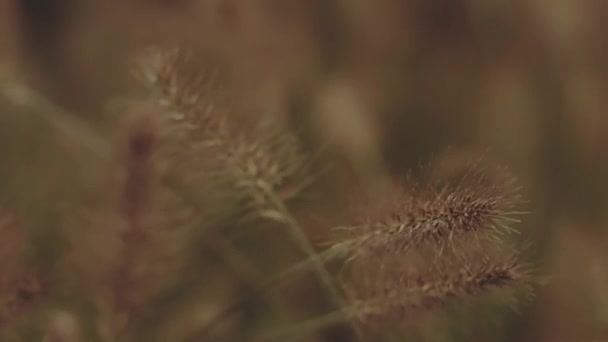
top-left (0, 1), bottom-right (607, 341)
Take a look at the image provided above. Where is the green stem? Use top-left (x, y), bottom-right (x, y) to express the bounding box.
top-left (187, 245), bottom-right (345, 340)
top-left (253, 307), bottom-right (359, 342)
top-left (257, 183), bottom-right (363, 340)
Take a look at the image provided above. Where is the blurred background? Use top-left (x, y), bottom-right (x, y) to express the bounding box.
top-left (0, 0), bottom-right (607, 341)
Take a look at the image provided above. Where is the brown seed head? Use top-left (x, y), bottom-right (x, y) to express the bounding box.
top-left (337, 165), bottom-right (521, 260)
top-left (347, 254), bottom-right (529, 327)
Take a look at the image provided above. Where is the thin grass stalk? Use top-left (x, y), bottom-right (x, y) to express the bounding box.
top-left (141, 172), bottom-right (299, 339)
top-left (191, 181), bottom-right (354, 339)
top-left (0, 80), bottom-right (111, 158)
top-left (186, 242), bottom-right (346, 340)
top-left (254, 308), bottom-right (359, 342)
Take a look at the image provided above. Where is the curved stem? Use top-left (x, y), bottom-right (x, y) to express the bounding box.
top-left (253, 307), bottom-right (358, 342)
top-left (190, 182), bottom-right (359, 340)
top-left (187, 246), bottom-right (345, 340)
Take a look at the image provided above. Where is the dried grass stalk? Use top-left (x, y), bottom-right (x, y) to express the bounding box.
top-left (0, 212), bottom-right (43, 328)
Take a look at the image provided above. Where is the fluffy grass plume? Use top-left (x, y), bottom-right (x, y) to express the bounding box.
top-left (329, 161), bottom-right (522, 263)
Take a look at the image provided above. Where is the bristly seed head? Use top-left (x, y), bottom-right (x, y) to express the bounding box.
top-left (137, 47), bottom-right (228, 137)
top-left (138, 47), bottom-right (316, 221)
top-left (205, 124), bottom-right (313, 219)
top-left (335, 164), bottom-right (522, 260)
top-left (347, 254), bottom-right (530, 327)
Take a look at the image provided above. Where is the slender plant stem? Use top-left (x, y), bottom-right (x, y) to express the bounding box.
top-left (190, 182), bottom-right (359, 340)
top-left (160, 176), bottom-right (298, 338)
top-left (188, 246), bottom-right (345, 339)
top-left (256, 183), bottom-right (363, 340)
top-left (259, 182), bottom-right (342, 302)
top-left (0, 81), bottom-right (111, 158)
top-left (253, 307), bottom-right (358, 342)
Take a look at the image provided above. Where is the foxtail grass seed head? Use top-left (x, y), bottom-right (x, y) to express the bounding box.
top-left (137, 47), bottom-right (315, 222)
top-left (333, 164), bottom-right (522, 261)
top-left (347, 254), bottom-right (530, 328)
top-left (205, 127), bottom-right (313, 219)
top-left (137, 47), bottom-right (228, 137)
